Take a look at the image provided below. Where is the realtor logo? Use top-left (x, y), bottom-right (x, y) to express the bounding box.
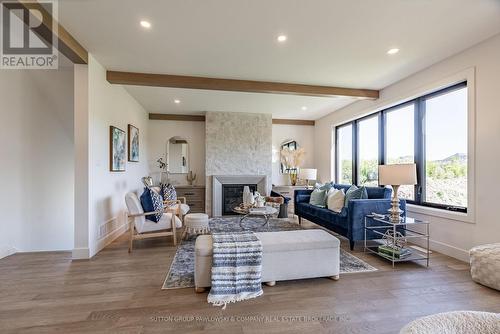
top-left (1, 0), bottom-right (58, 69)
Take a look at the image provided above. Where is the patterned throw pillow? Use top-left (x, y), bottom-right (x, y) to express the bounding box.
top-left (161, 183), bottom-right (177, 207)
top-left (344, 185), bottom-right (368, 207)
top-left (140, 187), bottom-right (164, 222)
top-left (309, 188), bottom-right (327, 207)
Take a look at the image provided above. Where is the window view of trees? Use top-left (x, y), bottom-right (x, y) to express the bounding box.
top-left (357, 116), bottom-right (379, 186)
top-left (335, 82), bottom-right (468, 212)
top-left (424, 87), bottom-right (468, 208)
top-left (386, 104), bottom-right (415, 200)
top-left (336, 125), bottom-right (353, 184)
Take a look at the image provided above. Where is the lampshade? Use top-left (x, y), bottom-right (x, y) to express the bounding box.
top-left (299, 168), bottom-right (317, 180)
top-left (378, 164), bottom-right (417, 186)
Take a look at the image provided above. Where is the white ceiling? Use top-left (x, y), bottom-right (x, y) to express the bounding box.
top-left (124, 86), bottom-right (355, 120)
top-left (59, 0), bottom-right (500, 119)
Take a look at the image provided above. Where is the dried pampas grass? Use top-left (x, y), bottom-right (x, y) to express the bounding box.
top-left (280, 147), bottom-right (306, 169)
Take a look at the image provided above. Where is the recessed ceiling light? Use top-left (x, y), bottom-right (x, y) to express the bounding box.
top-left (387, 48), bottom-right (400, 55)
top-left (140, 20), bottom-right (151, 29)
top-left (277, 35), bottom-right (287, 42)
top-left (301, 106), bottom-right (308, 111)
top-left (174, 99), bottom-right (181, 104)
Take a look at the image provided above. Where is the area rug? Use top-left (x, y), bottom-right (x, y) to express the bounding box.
top-left (162, 216), bottom-right (376, 289)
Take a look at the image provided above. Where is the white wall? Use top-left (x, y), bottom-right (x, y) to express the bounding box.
top-left (272, 124), bottom-right (315, 186)
top-left (147, 121), bottom-right (314, 188)
top-left (0, 67), bottom-right (74, 258)
top-left (315, 33), bottom-right (500, 261)
top-left (73, 55), bottom-right (150, 258)
top-left (148, 120), bottom-right (205, 186)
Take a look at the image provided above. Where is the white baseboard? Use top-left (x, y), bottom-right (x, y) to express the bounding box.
top-left (412, 238), bottom-right (469, 263)
top-left (90, 223), bottom-right (128, 258)
top-left (0, 246), bottom-right (17, 259)
top-left (72, 247), bottom-right (90, 260)
top-left (429, 239), bottom-right (470, 262)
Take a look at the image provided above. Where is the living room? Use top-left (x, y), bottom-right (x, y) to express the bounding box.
top-left (0, 1), bottom-right (499, 333)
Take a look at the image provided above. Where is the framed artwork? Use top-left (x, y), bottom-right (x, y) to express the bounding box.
top-left (110, 126), bottom-right (126, 172)
top-left (128, 124), bottom-right (139, 162)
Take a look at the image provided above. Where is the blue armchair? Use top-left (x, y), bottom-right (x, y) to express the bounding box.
top-left (294, 184), bottom-right (406, 250)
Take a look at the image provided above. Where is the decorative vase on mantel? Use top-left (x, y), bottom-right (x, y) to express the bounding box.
top-left (289, 169), bottom-right (298, 186)
top-left (243, 186), bottom-right (252, 206)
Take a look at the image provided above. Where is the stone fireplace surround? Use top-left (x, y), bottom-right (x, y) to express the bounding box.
top-left (212, 175), bottom-right (267, 217)
top-left (205, 111), bottom-right (272, 216)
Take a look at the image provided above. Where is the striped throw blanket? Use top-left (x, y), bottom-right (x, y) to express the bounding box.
top-left (207, 232), bottom-right (263, 308)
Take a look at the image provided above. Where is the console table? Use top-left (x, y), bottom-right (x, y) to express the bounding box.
top-left (175, 185), bottom-right (205, 213)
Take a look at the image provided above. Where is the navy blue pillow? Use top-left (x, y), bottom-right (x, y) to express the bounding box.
top-left (140, 188), bottom-right (163, 222)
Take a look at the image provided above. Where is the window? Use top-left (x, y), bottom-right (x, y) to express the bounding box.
top-left (357, 116), bottom-right (379, 186)
top-left (385, 104), bottom-right (415, 200)
top-left (423, 87), bottom-right (468, 208)
top-left (334, 82), bottom-right (468, 213)
top-left (336, 124), bottom-right (353, 184)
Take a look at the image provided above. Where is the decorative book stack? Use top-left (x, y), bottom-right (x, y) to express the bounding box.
top-left (378, 245), bottom-right (412, 259)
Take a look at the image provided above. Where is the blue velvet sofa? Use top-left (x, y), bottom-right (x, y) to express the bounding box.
top-left (294, 184), bottom-right (406, 250)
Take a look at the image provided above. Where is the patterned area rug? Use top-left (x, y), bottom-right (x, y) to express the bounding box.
top-left (162, 216), bottom-right (376, 289)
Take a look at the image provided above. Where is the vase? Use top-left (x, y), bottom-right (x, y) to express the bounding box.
top-left (290, 173), bottom-right (298, 186)
top-left (243, 186), bottom-right (251, 206)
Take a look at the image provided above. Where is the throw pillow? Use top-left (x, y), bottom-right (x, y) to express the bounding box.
top-left (344, 185), bottom-right (368, 207)
top-left (309, 188), bottom-right (327, 207)
top-left (161, 183), bottom-right (177, 207)
top-left (327, 188), bottom-right (345, 213)
top-left (315, 182), bottom-right (333, 192)
top-left (140, 187), bottom-right (164, 222)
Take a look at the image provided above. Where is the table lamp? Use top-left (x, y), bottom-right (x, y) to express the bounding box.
top-left (378, 164), bottom-right (417, 223)
top-left (299, 168), bottom-right (317, 189)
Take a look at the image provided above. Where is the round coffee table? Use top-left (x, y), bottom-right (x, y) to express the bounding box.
top-left (233, 206), bottom-right (278, 229)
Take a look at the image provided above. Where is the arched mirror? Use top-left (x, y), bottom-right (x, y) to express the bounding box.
top-left (166, 136), bottom-right (189, 174)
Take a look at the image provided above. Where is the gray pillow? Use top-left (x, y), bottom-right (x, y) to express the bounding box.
top-left (344, 185), bottom-right (368, 207)
top-left (309, 188), bottom-right (327, 207)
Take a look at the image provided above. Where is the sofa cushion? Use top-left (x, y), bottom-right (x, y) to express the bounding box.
top-left (309, 188), bottom-right (327, 207)
top-left (327, 188), bottom-right (345, 213)
top-left (344, 185), bottom-right (368, 207)
top-left (141, 213), bottom-right (182, 233)
top-left (366, 186), bottom-right (391, 199)
top-left (195, 230), bottom-right (340, 256)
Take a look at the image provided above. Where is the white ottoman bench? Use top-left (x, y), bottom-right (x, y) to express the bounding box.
top-left (470, 243), bottom-right (500, 291)
top-left (194, 229), bottom-right (340, 292)
top-left (182, 213), bottom-right (210, 240)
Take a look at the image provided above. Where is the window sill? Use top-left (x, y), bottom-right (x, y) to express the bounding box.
top-left (407, 204), bottom-right (474, 224)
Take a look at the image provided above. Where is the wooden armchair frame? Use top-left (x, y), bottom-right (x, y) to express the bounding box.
top-left (127, 204), bottom-right (182, 253)
top-left (164, 197), bottom-right (187, 221)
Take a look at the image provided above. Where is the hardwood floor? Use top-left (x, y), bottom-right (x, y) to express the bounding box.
top-left (1, 220), bottom-right (498, 334)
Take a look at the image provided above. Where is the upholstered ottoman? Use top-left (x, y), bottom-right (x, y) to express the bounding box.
top-left (400, 311), bottom-right (500, 334)
top-left (194, 229), bottom-right (340, 292)
top-left (470, 243), bottom-right (500, 291)
top-left (182, 213), bottom-right (210, 240)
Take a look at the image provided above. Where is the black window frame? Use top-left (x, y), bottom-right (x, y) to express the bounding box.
top-left (335, 81), bottom-right (468, 213)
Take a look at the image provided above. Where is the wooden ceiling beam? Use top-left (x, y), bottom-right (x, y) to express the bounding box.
top-left (272, 119), bottom-right (315, 126)
top-left (15, 0), bottom-right (88, 64)
top-left (149, 114), bottom-right (206, 122)
top-left (149, 114), bottom-right (316, 125)
top-left (107, 71), bottom-right (379, 99)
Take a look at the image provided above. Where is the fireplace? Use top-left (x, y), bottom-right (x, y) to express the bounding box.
top-left (222, 184), bottom-right (257, 215)
top-left (212, 175), bottom-right (267, 216)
